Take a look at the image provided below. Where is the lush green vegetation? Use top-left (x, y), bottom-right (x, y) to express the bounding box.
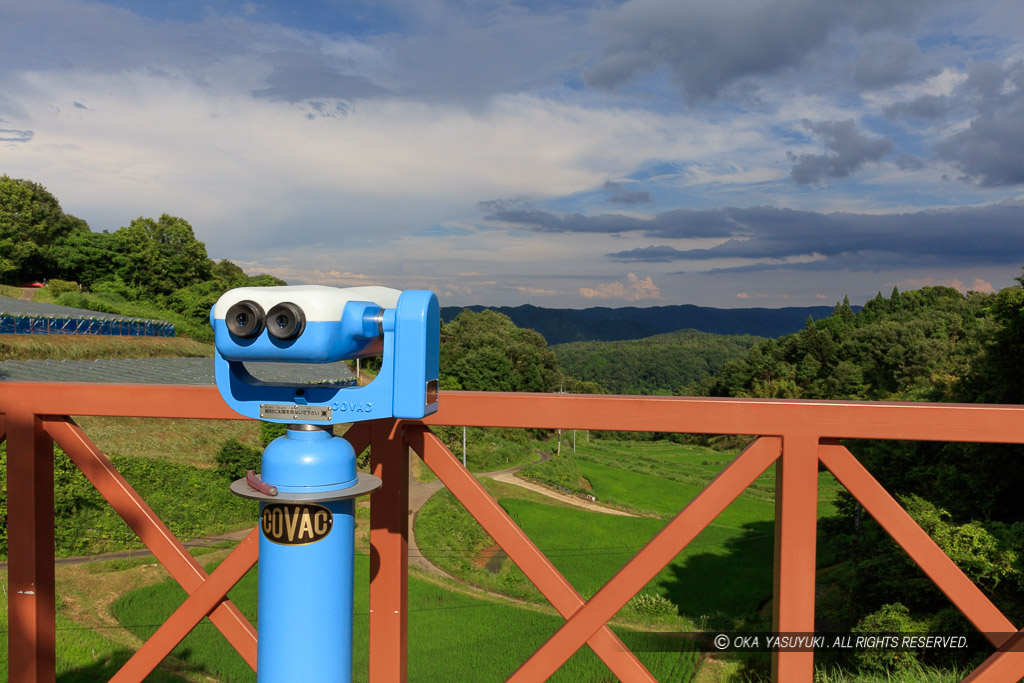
top-left (111, 551), bottom-right (700, 682)
top-left (701, 288), bottom-right (992, 402)
top-left (698, 278), bottom-right (1024, 675)
top-left (70, 416), bottom-right (259, 468)
top-left (554, 329), bottom-right (764, 395)
top-left (0, 283), bottom-right (27, 298)
top-left (0, 443), bottom-right (257, 560)
top-left (517, 446), bottom-right (590, 494)
top-left (439, 309), bottom-right (562, 392)
top-left (415, 440), bottom-right (836, 626)
top-left (427, 426), bottom-right (542, 474)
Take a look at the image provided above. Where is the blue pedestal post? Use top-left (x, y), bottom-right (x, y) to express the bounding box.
top-left (241, 425), bottom-right (372, 683)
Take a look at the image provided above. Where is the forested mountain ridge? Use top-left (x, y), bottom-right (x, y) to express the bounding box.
top-left (700, 276), bottom-right (1024, 667)
top-left (441, 302), bottom-right (846, 344)
top-left (702, 288), bottom-right (997, 402)
top-left (554, 329), bottom-right (765, 395)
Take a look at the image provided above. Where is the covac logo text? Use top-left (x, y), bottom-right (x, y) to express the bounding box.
top-left (261, 503), bottom-right (333, 545)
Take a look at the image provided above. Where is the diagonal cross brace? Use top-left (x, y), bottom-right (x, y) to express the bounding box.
top-left (405, 426), bottom-right (654, 681)
top-left (505, 436), bottom-right (782, 682)
top-left (817, 440), bottom-right (1017, 643)
top-left (407, 427), bottom-right (774, 682)
top-left (110, 529), bottom-right (259, 682)
top-left (42, 417), bottom-right (259, 671)
top-left (961, 631), bottom-right (1024, 683)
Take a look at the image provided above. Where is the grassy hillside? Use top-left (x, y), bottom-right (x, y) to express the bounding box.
top-left (554, 329), bottom-right (764, 395)
top-left (0, 334), bottom-right (213, 361)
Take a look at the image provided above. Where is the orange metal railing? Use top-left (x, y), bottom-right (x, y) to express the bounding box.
top-left (3, 382), bottom-right (1024, 681)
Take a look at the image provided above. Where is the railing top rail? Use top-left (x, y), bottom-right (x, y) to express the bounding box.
top-left (2, 382), bottom-right (1024, 444)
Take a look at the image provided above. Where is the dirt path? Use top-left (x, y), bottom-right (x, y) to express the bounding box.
top-left (0, 528), bottom-right (253, 570)
top-left (404, 448), bottom-right (637, 579)
top-left (487, 472), bottom-right (637, 516)
top-left (19, 287), bottom-right (37, 300)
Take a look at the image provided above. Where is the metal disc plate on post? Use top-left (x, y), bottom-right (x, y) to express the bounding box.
top-left (230, 472), bottom-right (382, 502)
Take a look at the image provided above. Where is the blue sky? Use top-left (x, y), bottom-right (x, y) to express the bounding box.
top-left (2, 0), bottom-right (1023, 308)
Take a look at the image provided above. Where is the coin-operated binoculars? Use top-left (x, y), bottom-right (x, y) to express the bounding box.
top-left (211, 285), bottom-right (439, 682)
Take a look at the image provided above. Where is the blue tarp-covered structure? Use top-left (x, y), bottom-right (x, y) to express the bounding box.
top-left (0, 296), bottom-right (174, 337)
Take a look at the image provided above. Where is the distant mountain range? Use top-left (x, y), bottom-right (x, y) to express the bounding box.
top-left (441, 303), bottom-right (853, 345)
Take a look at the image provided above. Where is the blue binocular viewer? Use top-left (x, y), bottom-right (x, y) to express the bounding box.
top-left (211, 284), bottom-right (441, 680)
top-left (211, 285), bottom-right (440, 425)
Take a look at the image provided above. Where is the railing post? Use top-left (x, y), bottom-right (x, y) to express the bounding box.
top-left (6, 410), bottom-right (56, 683)
top-left (369, 419), bottom-right (409, 682)
top-left (772, 433), bottom-right (819, 682)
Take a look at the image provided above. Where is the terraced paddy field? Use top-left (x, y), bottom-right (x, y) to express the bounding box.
top-left (108, 553), bottom-right (698, 682)
top-left (413, 436), bottom-right (845, 679)
top-left (0, 436), bottom-right (841, 681)
top-left (419, 438), bottom-right (842, 617)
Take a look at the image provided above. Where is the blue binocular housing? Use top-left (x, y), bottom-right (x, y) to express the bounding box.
top-left (211, 285), bottom-right (440, 424)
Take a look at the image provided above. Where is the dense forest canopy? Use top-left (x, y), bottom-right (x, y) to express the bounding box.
top-left (702, 288), bottom-right (995, 402)
top-left (555, 330), bottom-right (764, 395)
top-left (440, 309), bottom-right (563, 393)
top-left (698, 276), bottom-right (1024, 669)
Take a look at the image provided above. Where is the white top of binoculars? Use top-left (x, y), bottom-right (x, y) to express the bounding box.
top-left (213, 285), bottom-right (402, 322)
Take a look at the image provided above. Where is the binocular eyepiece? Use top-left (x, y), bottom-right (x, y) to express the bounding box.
top-left (212, 285), bottom-right (440, 423)
top-left (226, 300), bottom-right (306, 341)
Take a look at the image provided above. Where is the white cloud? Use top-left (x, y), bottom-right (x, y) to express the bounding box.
top-left (3, 68), bottom-right (754, 252)
top-left (579, 273), bottom-right (660, 301)
top-left (2, 0), bottom-right (1023, 309)
top-left (893, 276), bottom-right (997, 294)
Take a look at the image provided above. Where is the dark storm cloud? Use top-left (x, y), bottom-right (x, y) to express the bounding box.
top-left (487, 200), bottom-right (1024, 271)
top-left (251, 54), bottom-right (390, 102)
top-left (884, 93), bottom-right (952, 121)
top-left (606, 245), bottom-right (688, 262)
top-left (603, 180), bottom-right (651, 204)
top-left (787, 120), bottom-right (894, 184)
top-left (932, 60), bottom-right (1024, 187)
top-left (480, 199), bottom-right (734, 237)
top-left (895, 154), bottom-right (926, 171)
top-left (585, 0), bottom-right (937, 103)
top-left (851, 36), bottom-right (934, 89)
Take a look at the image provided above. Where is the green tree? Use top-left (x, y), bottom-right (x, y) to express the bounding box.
top-left (0, 175), bottom-right (90, 283)
top-left (166, 260), bottom-right (286, 323)
top-left (115, 214), bottom-right (213, 296)
top-left (440, 310), bottom-right (561, 392)
top-left (51, 229), bottom-right (122, 286)
top-left (964, 278), bottom-right (1024, 404)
